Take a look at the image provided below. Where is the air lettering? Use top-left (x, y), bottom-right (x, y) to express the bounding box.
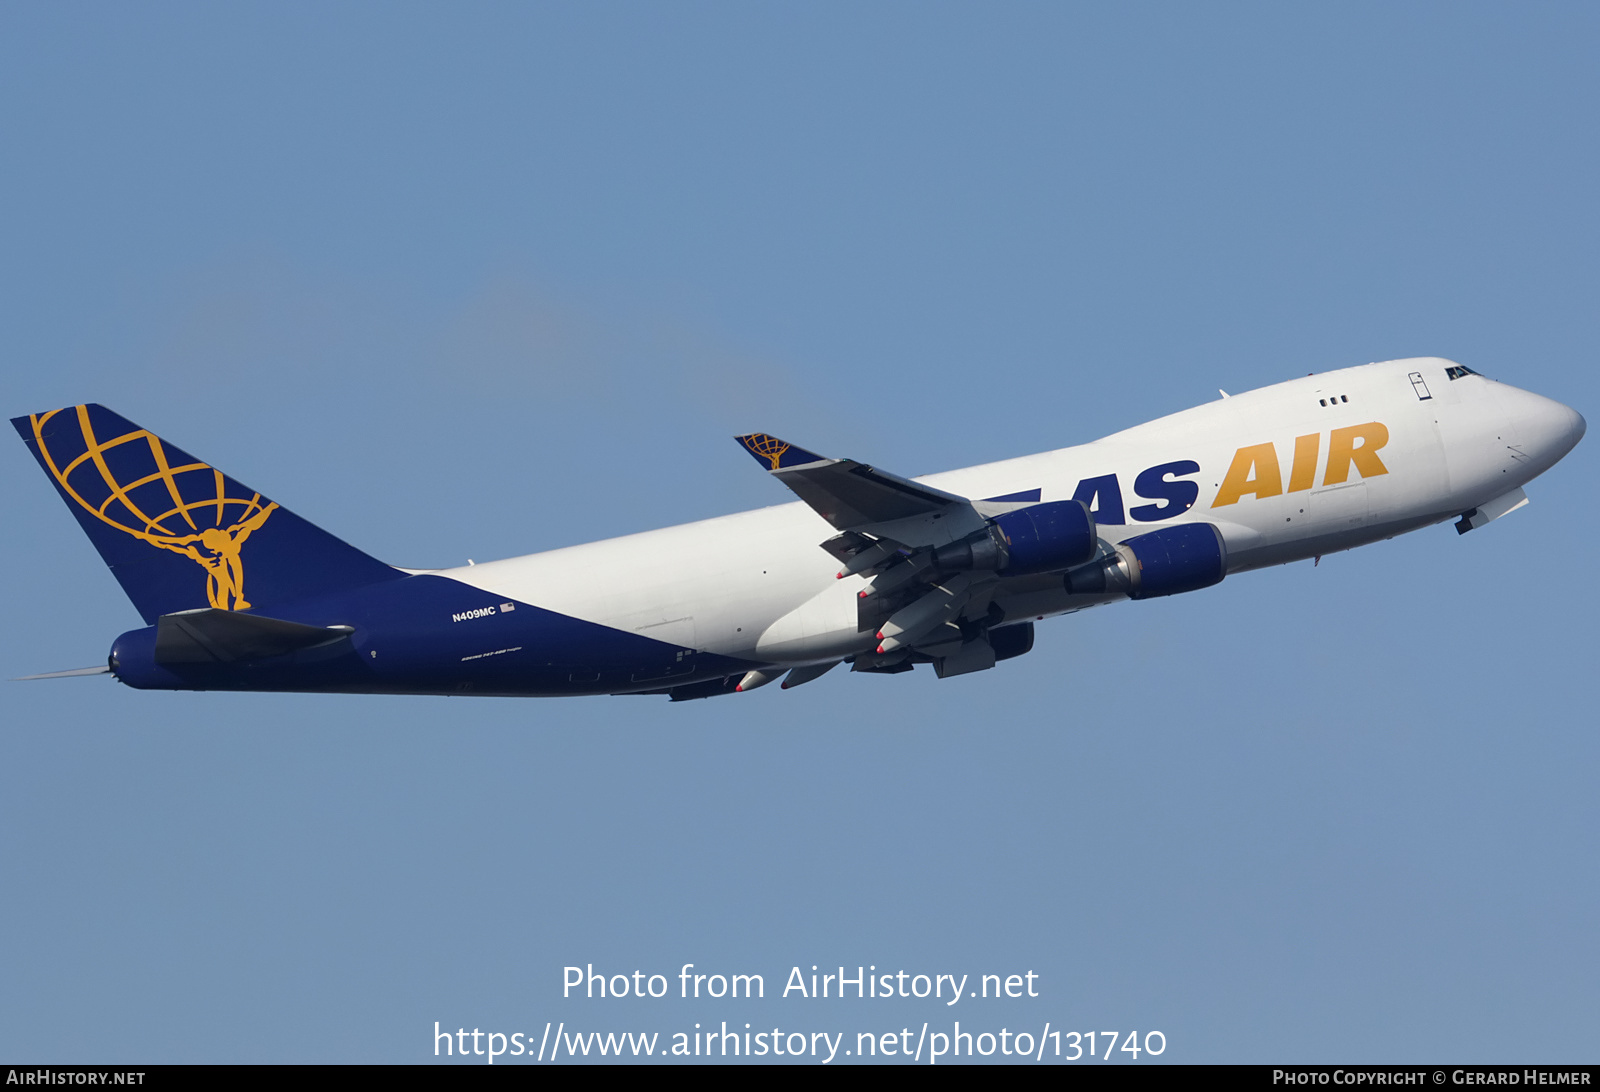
top-left (1323, 422), bottom-right (1390, 485)
top-left (1211, 442), bottom-right (1283, 507)
top-left (1287, 433), bottom-right (1319, 492)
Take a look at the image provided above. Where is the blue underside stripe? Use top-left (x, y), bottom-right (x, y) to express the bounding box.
top-left (111, 573), bottom-right (764, 697)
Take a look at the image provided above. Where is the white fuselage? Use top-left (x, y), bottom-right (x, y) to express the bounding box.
top-left (438, 358), bottom-right (1585, 672)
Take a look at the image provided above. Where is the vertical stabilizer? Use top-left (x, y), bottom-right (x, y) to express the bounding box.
top-left (13, 404), bottom-right (403, 623)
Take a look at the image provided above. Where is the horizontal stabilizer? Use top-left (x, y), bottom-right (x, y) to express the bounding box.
top-left (14, 665), bottom-right (112, 681)
top-left (733, 433), bottom-right (968, 529)
top-left (154, 608), bottom-right (353, 664)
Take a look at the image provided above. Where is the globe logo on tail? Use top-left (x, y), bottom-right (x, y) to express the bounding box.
top-left (27, 406), bottom-right (277, 610)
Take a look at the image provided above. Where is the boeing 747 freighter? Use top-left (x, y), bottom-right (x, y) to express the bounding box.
top-left (12, 357), bottom-right (1584, 699)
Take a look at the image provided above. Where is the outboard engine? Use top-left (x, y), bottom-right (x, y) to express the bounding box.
top-left (1064, 523), bottom-right (1227, 600)
top-left (991, 621), bottom-right (1035, 661)
top-left (931, 499), bottom-right (1097, 577)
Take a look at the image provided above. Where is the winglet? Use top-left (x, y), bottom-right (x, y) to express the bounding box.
top-left (734, 433), bottom-right (830, 472)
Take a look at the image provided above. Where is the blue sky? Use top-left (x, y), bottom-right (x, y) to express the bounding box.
top-left (2, 2), bottom-right (1596, 1063)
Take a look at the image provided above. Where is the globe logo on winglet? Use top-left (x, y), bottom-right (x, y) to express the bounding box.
top-left (740, 433), bottom-right (792, 471)
top-left (26, 405), bottom-right (277, 611)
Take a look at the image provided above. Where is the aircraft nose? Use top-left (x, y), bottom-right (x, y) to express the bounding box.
top-left (1501, 385), bottom-right (1586, 469)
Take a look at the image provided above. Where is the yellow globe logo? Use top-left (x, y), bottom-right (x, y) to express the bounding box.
top-left (26, 405), bottom-right (277, 611)
top-left (740, 432), bottom-right (792, 471)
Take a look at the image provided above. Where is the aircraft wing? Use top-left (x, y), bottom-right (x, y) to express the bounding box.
top-left (733, 433), bottom-right (969, 530)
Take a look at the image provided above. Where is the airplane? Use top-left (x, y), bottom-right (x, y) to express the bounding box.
top-left (11, 357), bottom-right (1585, 700)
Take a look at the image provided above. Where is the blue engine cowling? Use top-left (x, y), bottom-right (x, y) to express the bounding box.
top-left (931, 499), bottom-right (1097, 577)
top-left (1063, 522), bottom-right (1227, 599)
top-left (991, 499), bottom-right (1097, 575)
top-left (991, 621), bottom-right (1035, 661)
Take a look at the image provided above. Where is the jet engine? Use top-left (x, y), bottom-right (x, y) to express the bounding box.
top-left (931, 499), bottom-right (1097, 577)
top-left (991, 621), bottom-right (1035, 661)
top-left (1063, 522), bottom-right (1227, 600)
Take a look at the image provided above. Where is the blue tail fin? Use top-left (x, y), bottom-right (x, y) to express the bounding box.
top-left (13, 404), bottom-right (403, 624)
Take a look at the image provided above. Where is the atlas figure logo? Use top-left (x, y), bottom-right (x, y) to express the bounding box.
top-left (25, 405), bottom-right (277, 611)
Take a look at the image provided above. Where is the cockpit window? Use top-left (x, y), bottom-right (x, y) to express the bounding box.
top-left (1445, 365), bottom-right (1481, 380)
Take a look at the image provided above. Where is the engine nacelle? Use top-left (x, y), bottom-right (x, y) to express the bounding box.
top-left (931, 499), bottom-right (1097, 577)
top-left (991, 621), bottom-right (1035, 661)
top-left (1063, 522), bottom-right (1227, 600)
